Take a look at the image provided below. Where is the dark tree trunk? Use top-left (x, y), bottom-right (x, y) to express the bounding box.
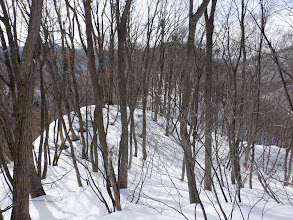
top-left (90, 110), bottom-right (99, 172)
top-left (70, 44), bottom-right (88, 159)
top-left (84, 0), bottom-right (122, 210)
top-left (128, 109), bottom-right (135, 168)
top-left (10, 0), bottom-right (44, 219)
top-left (165, 64), bottom-right (173, 137)
top-left (38, 67), bottom-right (45, 177)
top-left (0, 206), bottom-right (3, 220)
top-left (29, 149), bottom-right (46, 198)
top-left (42, 110), bottom-right (50, 179)
top-left (132, 112), bottom-right (138, 157)
top-left (61, 119), bottom-right (83, 187)
top-left (116, 0), bottom-right (132, 189)
top-left (154, 20), bottom-right (165, 122)
top-left (180, 0), bottom-right (210, 206)
top-left (203, 0), bottom-right (217, 191)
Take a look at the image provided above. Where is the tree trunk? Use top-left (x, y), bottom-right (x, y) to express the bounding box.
top-left (287, 147), bottom-right (293, 185)
top-left (62, 119), bottom-right (83, 187)
top-left (0, 206), bottom-right (3, 220)
top-left (179, 0), bottom-right (211, 206)
top-left (42, 87), bottom-right (50, 178)
top-left (142, 85), bottom-right (148, 160)
top-left (132, 112), bottom-right (138, 157)
top-left (29, 149), bottom-right (46, 198)
top-left (116, 0), bottom-right (132, 189)
top-left (70, 43), bottom-right (87, 159)
top-left (84, 0), bottom-right (122, 210)
top-left (165, 51), bottom-right (173, 137)
top-left (181, 156), bottom-right (186, 181)
top-left (11, 0), bottom-right (43, 218)
top-left (90, 110), bottom-right (99, 172)
top-left (142, 76), bottom-right (147, 160)
top-left (154, 20), bottom-right (165, 122)
top-left (128, 109), bottom-right (135, 169)
top-left (203, 0), bottom-right (217, 191)
top-left (38, 67), bottom-right (45, 177)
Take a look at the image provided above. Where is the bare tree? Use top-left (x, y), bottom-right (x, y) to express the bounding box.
top-left (180, 0), bottom-right (210, 211)
top-left (83, 0), bottom-right (122, 210)
top-left (116, 0), bottom-right (132, 189)
top-left (2, 0), bottom-right (45, 218)
top-left (203, 0), bottom-right (217, 191)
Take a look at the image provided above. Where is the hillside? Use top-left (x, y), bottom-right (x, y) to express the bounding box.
top-left (1, 105), bottom-right (293, 219)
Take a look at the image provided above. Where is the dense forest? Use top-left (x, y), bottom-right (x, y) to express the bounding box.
top-left (1, 0), bottom-right (293, 219)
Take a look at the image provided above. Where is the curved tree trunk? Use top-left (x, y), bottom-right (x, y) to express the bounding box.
top-left (179, 0), bottom-right (210, 206)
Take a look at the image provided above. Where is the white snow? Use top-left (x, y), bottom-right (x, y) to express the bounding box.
top-left (1, 105), bottom-right (293, 219)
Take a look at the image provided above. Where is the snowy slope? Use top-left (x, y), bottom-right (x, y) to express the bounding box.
top-left (1, 105), bottom-right (293, 219)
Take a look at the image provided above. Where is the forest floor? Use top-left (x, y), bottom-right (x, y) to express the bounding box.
top-left (1, 105), bottom-right (293, 219)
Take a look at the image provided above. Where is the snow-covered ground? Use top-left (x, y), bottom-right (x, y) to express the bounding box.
top-left (1, 105), bottom-right (293, 219)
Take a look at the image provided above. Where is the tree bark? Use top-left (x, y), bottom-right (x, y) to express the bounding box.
top-left (0, 206), bottom-right (3, 220)
top-left (29, 149), bottom-right (46, 198)
top-left (11, 0), bottom-right (44, 219)
top-left (116, 0), bottom-right (132, 189)
top-left (61, 119), bottom-right (83, 187)
top-left (154, 19), bottom-right (165, 122)
top-left (84, 0), bottom-right (122, 210)
top-left (203, 0), bottom-right (217, 191)
top-left (180, 0), bottom-right (210, 205)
